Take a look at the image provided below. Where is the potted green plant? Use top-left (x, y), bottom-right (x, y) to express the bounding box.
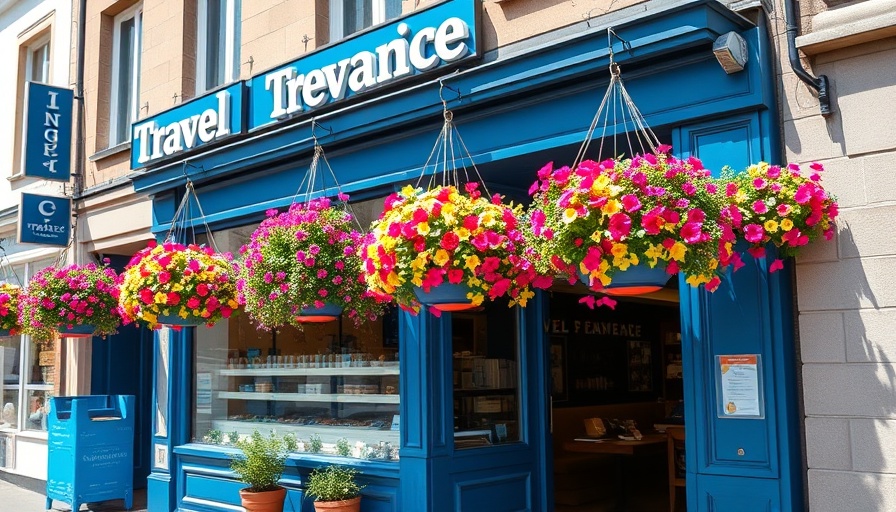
top-left (231, 430), bottom-right (289, 512)
top-left (305, 465), bottom-right (364, 512)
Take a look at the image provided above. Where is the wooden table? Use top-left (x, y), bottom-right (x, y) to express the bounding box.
top-left (563, 433), bottom-right (667, 456)
top-left (563, 434), bottom-right (668, 511)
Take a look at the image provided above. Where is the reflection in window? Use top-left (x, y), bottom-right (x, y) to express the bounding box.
top-left (452, 299), bottom-right (521, 449)
top-left (197, 0), bottom-right (241, 92)
top-left (110, 4), bottom-right (143, 145)
top-left (193, 302), bottom-right (400, 461)
top-left (331, 0), bottom-right (401, 41)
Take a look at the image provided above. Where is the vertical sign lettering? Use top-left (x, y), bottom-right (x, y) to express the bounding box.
top-left (23, 83), bottom-right (74, 181)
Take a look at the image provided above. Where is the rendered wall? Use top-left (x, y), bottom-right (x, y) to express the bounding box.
top-left (775, 0), bottom-right (896, 510)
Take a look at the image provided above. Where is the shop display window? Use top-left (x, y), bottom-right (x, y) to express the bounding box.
top-left (452, 299), bottom-right (522, 449)
top-left (193, 308), bottom-right (400, 461)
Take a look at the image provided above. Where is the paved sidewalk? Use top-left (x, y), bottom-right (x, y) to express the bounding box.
top-left (0, 478), bottom-right (148, 512)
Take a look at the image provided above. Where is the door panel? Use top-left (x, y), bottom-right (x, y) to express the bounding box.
top-left (674, 115), bottom-right (800, 511)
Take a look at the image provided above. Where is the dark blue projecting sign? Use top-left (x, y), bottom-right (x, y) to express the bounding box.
top-left (17, 193), bottom-right (71, 246)
top-left (23, 82), bottom-right (74, 181)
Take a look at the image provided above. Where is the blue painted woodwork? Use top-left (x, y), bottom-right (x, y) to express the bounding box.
top-left (134, 2), bottom-right (801, 511)
top-left (46, 395), bottom-right (135, 512)
top-left (173, 444), bottom-right (400, 511)
top-left (91, 319), bottom-right (155, 488)
top-left (157, 313), bottom-right (209, 327)
top-left (148, 327), bottom-right (195, 512)
top-left (297, 302), bottom-right (344, 317)
top-left (56, 324), bottom-right (97, 336)
top-left (673, 18), bottom-right (803, 507)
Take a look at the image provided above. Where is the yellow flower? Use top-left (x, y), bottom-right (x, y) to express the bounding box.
top-left (601, 200), bottom-right (621, 216)
top-left (781, 218), bottom-right (794, 231)
top-left (386, 271), bottom-right (402, 287)
top-left (456, 227), bottom-right (470, 240)
top-left (669, 242), bottom-right (687, 262)
top-left (592, 174), bottom-right (611, 192)
top-left (417, 222), bottom-right (430, 236)
top-left (434, 249), bottom-right (450, 267)
top-left (481, 212), bottom-right (495, 226)
top-left (562, 208), bottom-right (577, 224)
top-left (442, 202), bottom-right (455, 216)
top-left (411, 254), bottom-right (429, 272)
top-left (764, 220), bottom-right (779, 233)
top-left (465, 255), bottom-right (480, 270)
top-left (611, 243), bottom-right (628, 258)
top-left (401, 184), bottom-right (416, 197)
top-left (470, 293), bottom-right (485, 306)
top-left (686, 275), bottom-right (710, 287)
top-left (154, 292), bottom-right (167, 304)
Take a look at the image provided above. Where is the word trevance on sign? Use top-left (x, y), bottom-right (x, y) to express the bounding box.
top-left (18, 193), bottom-right (72, 247)
top-left (128, 0), bottom-right (478, 169)
top-left (23, 83), bottom-right (74, 181)
top-left (263, 17), bottom-right (471, 119)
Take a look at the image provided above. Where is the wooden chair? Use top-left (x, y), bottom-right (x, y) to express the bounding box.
top-left (666, 426), bottom-right (686, 512)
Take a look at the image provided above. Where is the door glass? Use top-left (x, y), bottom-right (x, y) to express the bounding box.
top-left (452, 298), bottom-right (521, 448)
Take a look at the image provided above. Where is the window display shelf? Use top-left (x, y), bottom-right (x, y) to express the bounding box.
top-left (218, 366), bottom-right (400, 377)
top-left (217, 391), bottom-right (400, 404)
top-left (211, 419), bottom-right (400, 446)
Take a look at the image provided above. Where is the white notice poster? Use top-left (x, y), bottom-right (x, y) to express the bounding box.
top-left (717, 355), bottom-right (764, 419)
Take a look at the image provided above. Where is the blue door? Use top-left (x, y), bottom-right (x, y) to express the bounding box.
top-left (91, 255), bottom-right (155, 488)
top-left (673, 115), bottom-right (804, 511)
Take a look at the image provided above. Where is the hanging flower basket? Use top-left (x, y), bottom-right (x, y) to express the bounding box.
top-left (577, 263), bottom-right (670, 296)
top-left (19, 263), bottom-right (122, 341)
top-left (527, 148), bottom-right (729, 295)
top-left (0, 283), bottom-right (22, 336)
top-left (361, 183), bottom-right (552, 314)
top-left (721, 161), bottom-right (839, 272)
top-left (295, 302), bottom-right (345, 323)
top-left (119, 241), bottom-right (240, 329)
top-left (237, 197), bottom-right (387, 330)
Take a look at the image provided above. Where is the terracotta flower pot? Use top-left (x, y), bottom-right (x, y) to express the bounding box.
top-left (313, 496), bottom-right (361, 512)
top-left (239, 486), bottom-right (286, 512)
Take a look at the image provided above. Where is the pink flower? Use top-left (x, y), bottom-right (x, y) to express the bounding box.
top-left (744, 224), bottom-right (765, 243)
top-left (752, 200), bottom-right (768, 214)
top-left (621, 194), bottom-right (641, 212)
top-left (680, 222), bottom-right (704, 244)
top-left (769, 259), bottom-right (785, 273)
top-left (608, 213), bottom-right (632, 240)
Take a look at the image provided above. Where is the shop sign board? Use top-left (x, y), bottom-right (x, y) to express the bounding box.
top-left (17, 192), bottom-right (71, 247)
top-left (129, 0), bottom-right (478, 169)
top-left (130, 82), bottom-right (245, 168)
top-left (23, 82), bottom-right (73, 181)
top-left (248, 0), bottom-right (479, 130)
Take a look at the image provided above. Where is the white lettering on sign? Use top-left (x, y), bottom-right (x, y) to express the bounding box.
top-left (265, 17), bottom-right (471, 119)
top-left (133, 90), bottom-right (232, 165)
top-left (43, 90), bottom-right (60, 173)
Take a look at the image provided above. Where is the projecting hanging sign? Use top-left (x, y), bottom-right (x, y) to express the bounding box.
top-left (17, 192), bottom-right (72, 246)
top-left (129, 0), bottom-right (479, 169)
top-left (23, 83), bottom-right (74, 181)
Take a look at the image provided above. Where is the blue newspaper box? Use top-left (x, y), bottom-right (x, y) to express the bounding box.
top-left (46, 395), bottom-right (135, 511)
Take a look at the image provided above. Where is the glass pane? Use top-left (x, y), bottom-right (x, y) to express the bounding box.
top-left (452, 299), bottom-right (521, 448)
top-left (205, 0), bottom-right (226, 88)
top-left (1, 388), bottom-right (19, 429)
top-left (28, 338), bottom-right (54, 386)
top-left (343, 0), bottom-right (372, 37)
top-left (231, 0), bottom-right (241, 81)
top-left (193, 311), bottom-right (400, 460)
top-left (25, 389), bottom-right (50, 431)
top-left (30, 43), bottom-right (50, 84)
top-left (384, 0), bottom-right (401, 22)
top-left (115, 16), bottom-right (136, 143)
top-left (1, 338), bottom-right (20, 386)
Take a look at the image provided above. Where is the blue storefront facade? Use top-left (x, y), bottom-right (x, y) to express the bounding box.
top-left (126, 0), bottom-right (804, 510)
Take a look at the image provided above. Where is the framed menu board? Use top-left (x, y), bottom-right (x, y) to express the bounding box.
top-left (715, 354), bottom-right (765, 419)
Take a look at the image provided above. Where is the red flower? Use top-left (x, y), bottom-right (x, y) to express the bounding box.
top-left (440, 232), bottom-right (460, 251)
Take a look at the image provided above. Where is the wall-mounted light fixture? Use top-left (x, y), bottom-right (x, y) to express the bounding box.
top-left (713, 32), bottom-right (749, 74)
